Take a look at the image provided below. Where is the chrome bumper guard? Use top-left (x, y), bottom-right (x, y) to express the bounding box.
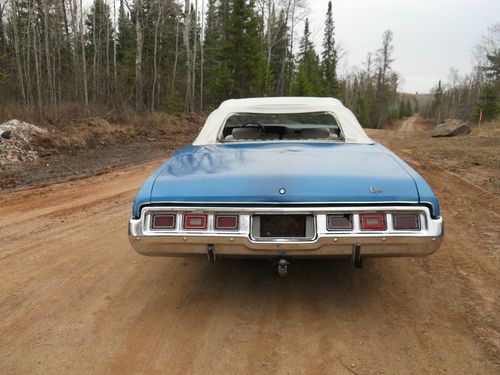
top-left (129, 206), bottom-right (444, 258)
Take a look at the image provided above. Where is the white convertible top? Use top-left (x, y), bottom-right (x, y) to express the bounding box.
top-left (193, 97), bottom-right (374, 145)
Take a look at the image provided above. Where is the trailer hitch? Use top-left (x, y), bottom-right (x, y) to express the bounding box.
top-left (278, 259), bottom-right (289, 277)
top-left (207, 244), bottom-right (216, 263)
top-left (352, 243), bottom-right (363, 268)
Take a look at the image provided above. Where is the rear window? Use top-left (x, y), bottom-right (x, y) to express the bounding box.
top-left (219, 112), bottom-right (343, 142)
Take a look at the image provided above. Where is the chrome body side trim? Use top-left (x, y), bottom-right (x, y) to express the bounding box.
top-left (129, 205), bottom-right (444, 258)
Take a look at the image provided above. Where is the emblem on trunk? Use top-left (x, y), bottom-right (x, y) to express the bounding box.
top-left (370, 186), bottom-right (383, 194)
top-left (279, 188), bottom-right (286, 195)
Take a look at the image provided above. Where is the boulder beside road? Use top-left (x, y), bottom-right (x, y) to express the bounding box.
top-left (432, 119), bottom-right (471, 137)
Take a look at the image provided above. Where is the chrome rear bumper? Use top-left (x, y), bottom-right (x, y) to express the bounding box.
top-left (129, 206), bottom-right (444, 258)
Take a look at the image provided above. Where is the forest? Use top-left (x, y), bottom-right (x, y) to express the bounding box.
top-left (0, 0), bottom-right (497, 127)
top-left (425, 23), bottom-right (500, 124)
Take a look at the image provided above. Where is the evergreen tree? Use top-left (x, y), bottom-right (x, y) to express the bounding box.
top-left (321, 0), bottom-right (339, 97)
top-left (398, 100), bottom-right (406, 118)
top-left (86, 0), bottom-right (114, 102)
top-left (406, 99), bottom-right (412, 116)
top-left (355, 96), bottom-right (371, 127)
top-left (473, 84), bottom-right (498, 121)
top-left (203, 0), bottom-right (229, 109)
top-left (292, 19), bottom-right (323, 96)
top-left (222, 0), bottom-right (266, 98)
top-left (117, 0), bottom-right (135, 61)
top-left (432, 80), bottom-right (444, 124)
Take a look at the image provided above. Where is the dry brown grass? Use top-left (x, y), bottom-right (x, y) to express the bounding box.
top-left (425, 119), bottom-right (500, 169)
top-left (30, 111), bottom-right (204, 152)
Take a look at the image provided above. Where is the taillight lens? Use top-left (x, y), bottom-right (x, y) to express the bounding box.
top-left (360, 213), bottom-right (386, 230)
top-left (152, 214), bottom-right (176, 229)
top-left (183, 214), bottom-right (208, 230)
top-left (393, 213), bottom-right (420, 230)
top-left (327, 214), bottom-right (353, 230)
top-left (215, 215), bottom-right (239, 230)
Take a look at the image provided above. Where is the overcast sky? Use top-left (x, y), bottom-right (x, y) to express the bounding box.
top-left (307, 0), bottom-right (500, 93)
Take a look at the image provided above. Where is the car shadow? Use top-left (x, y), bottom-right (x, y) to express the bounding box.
top-left (146, 256), bottom-right (396, 315)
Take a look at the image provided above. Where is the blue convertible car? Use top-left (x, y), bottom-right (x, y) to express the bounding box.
top-left (129, 97), bottom-right (443, 272)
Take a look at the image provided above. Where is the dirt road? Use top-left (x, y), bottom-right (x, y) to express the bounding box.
top-left (1, 118), bottom-right (498, 374)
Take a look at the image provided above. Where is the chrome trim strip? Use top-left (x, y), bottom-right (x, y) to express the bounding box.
top-left (137, 201), bottom-right (422, 218)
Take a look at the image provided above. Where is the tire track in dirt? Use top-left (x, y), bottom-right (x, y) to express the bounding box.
top-left (0, 123), bottom-right (498, 374)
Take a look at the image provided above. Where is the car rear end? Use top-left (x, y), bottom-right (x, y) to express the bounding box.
top-left (129, 204), bottom-right (443, 262)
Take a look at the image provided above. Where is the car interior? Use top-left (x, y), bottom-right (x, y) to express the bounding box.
top-left (220, 112), bottom-right (343, 142)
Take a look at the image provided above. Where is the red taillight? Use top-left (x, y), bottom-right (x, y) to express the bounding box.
top-left (152, 214), bottom-right (176, 229)
top-left (215, 215), bottom-right (239, 230)
top-left (360, 213), bottom-right (386, 231)
top-left (327, 214), bottom-right (353, 230)
top-left (183, 214), bottom-right (208, 230)
top-left (393, 213), bottom-right (420, 230)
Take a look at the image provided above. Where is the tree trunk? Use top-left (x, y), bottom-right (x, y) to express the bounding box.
top-left (183, 0), bottom-right (191, 112)
top-left (151, 0), bottom-right (162, 112)
top-left (171, 4), bottom-right (180, 97)
top-left (26, 2), bottom-right (33, 105)
top-left (199, 0), bottom-right (204, 111)
top-left (0, 2), bottom-right (6, 52)
top-left (70, 0), bottom-right (80, 101)
top-left (80, 0), bottom-right (89, 114)
top-left (60, 0), bottom-right (75, 101)
top-left (10, 0), bottom-right (26, 103)
top-left (265, 0), bottom-right (273, 94)
top-left (92, 1), bottom-right (97, 102)
top-left (32, 13), bottom-right (43, 113)
top-left (191, 0), bottom-right (198, 111)
top-left (42, 0), bottom-right (55, 105)
top-left (106, 0), bottom-right (111, 101)
top-left (135, 0), bottom-right (143, 111)
top-left (113, 0), bottom-right (117, 86)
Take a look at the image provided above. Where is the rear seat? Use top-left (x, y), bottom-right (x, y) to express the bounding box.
top-left (226, 127), bottom-right (279, 141)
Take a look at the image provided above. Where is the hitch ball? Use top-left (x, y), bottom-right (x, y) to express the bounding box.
top-left (278, 259), bottom-right (289, 277)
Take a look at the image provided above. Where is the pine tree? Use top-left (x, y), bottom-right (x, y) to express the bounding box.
top-left (474, 84), bottom-right (498, 121)
top-left (86, 0), bottom-right (114, 103)
top-left (321, 0), bottom-right (339, 97)
top-left (292, 19), bottom-right (323, 96)
top-left (432, 80), bottom-right (444, 124)
top-left (203, 0), bottom-right (228, 109)
top-left (117, 1), bottom-right (135, 66)
top-left (222, 0), bottom-right (266, 98)
top-left (406, 99), bottom-right (412, 116)
top-left (398, 100), bottom-right (406, 118)
top-left (355, 96), bottom-right (371, 127)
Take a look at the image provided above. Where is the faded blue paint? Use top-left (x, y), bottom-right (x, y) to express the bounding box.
top-left (132, 142), bottom-right (440, 218)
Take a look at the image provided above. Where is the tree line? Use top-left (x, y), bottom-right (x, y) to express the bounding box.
top-left (426, 23), bottom-right (500, 124)
top-left (0, 0), bottom-right (410, 128)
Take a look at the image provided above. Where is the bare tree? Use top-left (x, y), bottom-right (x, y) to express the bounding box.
top-left (80, 0), bottom-right (89, 113)
top-left (151, 0), bottom-right (162, 112)
top-left (171, 2), bottom-right (180, 97)
top-left (199, 0), bottom-right (204, 111)
top-left (32, 3), bottom-right (43, 112)
top-left (134, 0), bottom-right (143, 111)
top-left (191, 0), bottom-right (198, 111)
top-left (10, 0), bottom-right (26, 103)
top-left (41, 0), bottom-right (55, 105)
top-left (183, 0), bottom-right (191, 112)
top-left (113, 0), bottom-right (117, 85)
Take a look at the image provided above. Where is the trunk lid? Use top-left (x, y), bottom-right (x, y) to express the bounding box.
top-left (150, 143), bottom-right (419, 204)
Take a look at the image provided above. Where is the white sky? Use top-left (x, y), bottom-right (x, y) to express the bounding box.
top-left (308, 0), bottom-right (500, 93)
